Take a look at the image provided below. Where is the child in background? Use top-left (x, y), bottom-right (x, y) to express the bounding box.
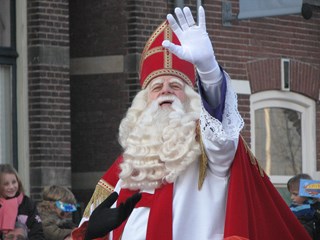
top-left (37, 185), bottom-right (78, 240)
top-left (0, 164), bottom-right (45, 239)
top-left (287, 173), bottom-right (320, 239)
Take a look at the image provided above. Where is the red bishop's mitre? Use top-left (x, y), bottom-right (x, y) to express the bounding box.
top-left (139, 20), bottom-right (196, 89)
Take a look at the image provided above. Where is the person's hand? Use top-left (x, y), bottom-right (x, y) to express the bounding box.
top-left (84, 191), bottom-right (141, 240)
top-left (162, 6), bottom-right (218, 74)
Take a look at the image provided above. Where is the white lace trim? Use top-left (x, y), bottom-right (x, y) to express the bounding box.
top-left (200, 71), bottom-right (244, 142)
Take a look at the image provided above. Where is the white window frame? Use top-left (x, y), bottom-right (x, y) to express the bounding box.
top-left (251, 90), bottom-right (317, 185)
top-left (16, 0), bottom-right (30, 194)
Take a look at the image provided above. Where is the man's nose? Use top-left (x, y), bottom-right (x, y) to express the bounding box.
top-left (160, 84), bottom-right (173, 95)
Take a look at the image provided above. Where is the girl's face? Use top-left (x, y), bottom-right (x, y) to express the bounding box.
top-left (0, 173), bottom-right (19, 198)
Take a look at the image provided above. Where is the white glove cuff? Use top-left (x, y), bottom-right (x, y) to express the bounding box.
top-left (197, 63), bottom-right (222, 84)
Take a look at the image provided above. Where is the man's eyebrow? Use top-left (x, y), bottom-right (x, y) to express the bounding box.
top-left (150, 79), bottom-right (164, 88)
top-left (169, 78), bottom-right (184, 85)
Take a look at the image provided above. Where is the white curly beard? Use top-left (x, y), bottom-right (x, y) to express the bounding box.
top-left (118, 86), bottom-right (201, 190)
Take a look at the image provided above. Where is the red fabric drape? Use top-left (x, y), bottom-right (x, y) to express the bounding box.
top-left (113, 183), bottom-right (173, 240)
top-left (224, 137), bottom-right (311, 240)
top-left (101, 155), bottom-right (123, 187)
top-left (71, 156), bottom-right (123, 240)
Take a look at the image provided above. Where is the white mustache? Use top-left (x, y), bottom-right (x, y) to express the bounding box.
top-left (157, 95), bottom-right (177, 105)
top-left (138, 95), bottom-right (185, 125)
top-left (156, 95), bottom-right (185, 114)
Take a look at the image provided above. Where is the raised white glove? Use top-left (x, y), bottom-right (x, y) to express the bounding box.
top-left (162, 6), bottom-right (221, 83)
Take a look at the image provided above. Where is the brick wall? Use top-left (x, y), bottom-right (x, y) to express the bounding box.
top-left (69, 0), bottom-right (129, 204)
top-left (238, 95), bottom-right (251, 144)
top-left (27, 0), bottom-right (71, 201)
top-left (70, 0), bottom-right (127, 57)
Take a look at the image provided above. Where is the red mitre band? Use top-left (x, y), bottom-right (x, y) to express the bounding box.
top-left (139, 21), bottom-right (196, 89)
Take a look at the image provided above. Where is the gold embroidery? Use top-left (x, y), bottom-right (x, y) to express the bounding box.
top-left (140, 21), bottom-right (167, 73)
top-left (164, 25), bottom-right (172, 69)
top-left (196, 132), bottom-right (266, 190)
top-left (241, 135), bottom-right (265, 177)
top-left (142, 69), bottom-right (195, 89)
top-left (83, 179), bottom-right (114, 218)
top-left (196, 121), bottom-right (208, 190)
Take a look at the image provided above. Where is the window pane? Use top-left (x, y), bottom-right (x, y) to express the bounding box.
top-left (0, 0), bottom-right (11, 47)
top-left (255, 107), bottom-right (302, 176)
top-left (0, 65), bottom-right (12, 163)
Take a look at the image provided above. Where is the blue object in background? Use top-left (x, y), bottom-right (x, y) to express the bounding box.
top-left (299, 179), bottom-right (320, 198)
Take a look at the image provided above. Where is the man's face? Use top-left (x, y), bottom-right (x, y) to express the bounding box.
top-left (147, 76), bottom-right (186, 107)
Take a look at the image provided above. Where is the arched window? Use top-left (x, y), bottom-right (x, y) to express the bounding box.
top-left (251, 90), bottom-right (316, 202)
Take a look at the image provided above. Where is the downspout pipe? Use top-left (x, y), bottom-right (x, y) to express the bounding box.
top-left (174, 0), bottom-right (184, 8)
top-left (174, 1), bottom-right (203, 23)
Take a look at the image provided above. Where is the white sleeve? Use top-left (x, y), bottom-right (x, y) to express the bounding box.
top-left (197, 64), bottom-right (223, 108)
top-left (200, 73), bottom-right (244, 177)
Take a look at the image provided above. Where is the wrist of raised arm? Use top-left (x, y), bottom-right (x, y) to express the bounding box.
top-left (197, 63), bottom-right (222, 84)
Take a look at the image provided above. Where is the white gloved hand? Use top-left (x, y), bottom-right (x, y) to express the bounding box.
top-left (162, 6), bottom-right (221, 82)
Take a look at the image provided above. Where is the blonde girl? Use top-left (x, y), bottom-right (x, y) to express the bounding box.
top-left (0, 164), bottom-right (45, 239)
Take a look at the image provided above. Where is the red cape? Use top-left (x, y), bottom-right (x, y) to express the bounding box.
top-left (224, 137), bottom-right (311, 240)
